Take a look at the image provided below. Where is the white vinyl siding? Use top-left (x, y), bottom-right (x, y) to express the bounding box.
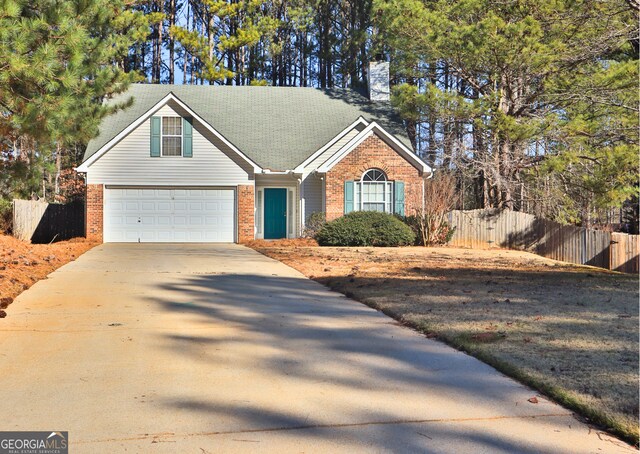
top-left (302, 174), bottom-right (323, 223)
top-left (296, 125), bottom-right (365, 228)
top-left (304, 126), bottom-right (363, 172)
top-left (87, 104), bottom-right (251, 185)
top-left (255, 174), bottom-right (297, 186)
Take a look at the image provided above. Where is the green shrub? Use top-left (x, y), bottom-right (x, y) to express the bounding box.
top-left (316, 211), bottom-right (415, 247)
top-left (302, 212), bottom-right (326, 238)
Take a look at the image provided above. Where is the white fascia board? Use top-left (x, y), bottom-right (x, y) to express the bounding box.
top-left (293, 116), bottom-right (369, 174)
top-left (76, 92), bottom-right (262, 173)
top-left (316, 121), bottom-right (432, 174)
top-left (260, 169), bottom-right (300, 175)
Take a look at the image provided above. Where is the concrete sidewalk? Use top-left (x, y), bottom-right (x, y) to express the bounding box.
top-left (0, 243), bottom-right (635, 453)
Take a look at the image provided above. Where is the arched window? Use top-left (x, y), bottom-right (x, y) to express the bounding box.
top-left (355, 169), bottom-right (393, 213)
top-left (362, 169), bottom-right (386, 182)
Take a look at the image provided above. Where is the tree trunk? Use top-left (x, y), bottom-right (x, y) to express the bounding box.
top-left (169, 0), bottom-right (175, 83)
top-left (54, 143), bottom-right (62, 198)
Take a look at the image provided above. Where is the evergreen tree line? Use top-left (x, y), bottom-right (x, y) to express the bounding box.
top-left (130, 0), bottom-right (374, 89)
top-left (0, 0), bottom-right (638, 232)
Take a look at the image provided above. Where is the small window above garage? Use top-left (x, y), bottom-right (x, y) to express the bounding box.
top-left (161, 117), bottom-right (182, 156)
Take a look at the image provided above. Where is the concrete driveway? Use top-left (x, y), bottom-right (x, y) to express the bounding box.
top-left (0, 244), bottom-right (634, 453)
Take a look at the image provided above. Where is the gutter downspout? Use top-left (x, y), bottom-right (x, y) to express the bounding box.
top-left (423, 167), bottom-right (434, 214)
top-left (297, 177), bottom-right (303, 237)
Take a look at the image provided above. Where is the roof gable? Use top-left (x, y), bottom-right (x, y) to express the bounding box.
top-left (317, 122), bottom-right (432, 174)
top-left (83, 85), bottom-right (413, 171)
top-left (77, 92), bottom-right (260, 172)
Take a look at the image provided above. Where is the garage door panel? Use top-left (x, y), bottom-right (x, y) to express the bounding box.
top-left (173, 231), bottom-right (187, 242)
top-left (141, 215), bottom-right (156, 225)
top-left (139, 231), bottom-right (157, 242)
top-left (205, 216), bottom-right (220, 226)
top-left (124, 231), bottom-right (139, 241)
top-left (141, 201), bottom-right (155, 211)
top-left (157, 231), bottom-right (173, 241)
top-left (174, 202), bottom-right (188, 211)
top-left (105, 188), bottom-right (235, 243)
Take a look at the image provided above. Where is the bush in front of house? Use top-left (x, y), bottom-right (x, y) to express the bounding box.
top-left (400, 214), bottom-right (456, 246)
top-left (315, 211), bottom-right (415, 247)
top-left (302, 212), bottom-right (326, 238)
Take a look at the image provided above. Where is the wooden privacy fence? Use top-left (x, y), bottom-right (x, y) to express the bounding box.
top-left (447, 209), bottom-right (640, 274)
top-left (13, 199), bottom-right (84, 244)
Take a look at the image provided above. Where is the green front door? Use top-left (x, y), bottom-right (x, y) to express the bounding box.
top-left (264, 188), bottom-right (287, 239)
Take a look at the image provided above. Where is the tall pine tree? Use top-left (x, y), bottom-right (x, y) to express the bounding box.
top-left (0, 0), bottom-right (150, 207)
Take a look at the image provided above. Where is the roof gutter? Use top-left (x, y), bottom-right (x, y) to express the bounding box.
top-left (261, 169), bottom-right (301, 176)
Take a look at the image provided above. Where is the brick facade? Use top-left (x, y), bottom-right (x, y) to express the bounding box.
top-left (325, 133), bottom-right (424, 221)
top-left (237, 184), bottom-right (255, 243)
top-left (86, 184), bottom-right (104, 242)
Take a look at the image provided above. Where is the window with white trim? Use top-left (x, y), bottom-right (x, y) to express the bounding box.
top-left (162, 117), bottom-right (182, 156)
top-left (355, 169), bottom-right (393, 213)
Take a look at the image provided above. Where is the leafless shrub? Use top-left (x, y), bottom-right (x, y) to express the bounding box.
top-left (411, 172), bottom-right (458, 246)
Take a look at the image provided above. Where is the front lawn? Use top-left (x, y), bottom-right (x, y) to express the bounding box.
top-left (251, 243), bottom-right (639, 445)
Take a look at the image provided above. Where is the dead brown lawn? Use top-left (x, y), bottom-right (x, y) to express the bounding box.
top-left (0, 234), bottom-right (96, 313)
top-left (251, 243), bottom-right (640, 445)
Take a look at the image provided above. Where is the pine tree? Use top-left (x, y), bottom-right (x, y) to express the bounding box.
top-left (0, 0), bottom-right (150, 204)
top-left (170, 0), bottom-right (278, 84)
top-left (374, 0), bottom-right (639, 219)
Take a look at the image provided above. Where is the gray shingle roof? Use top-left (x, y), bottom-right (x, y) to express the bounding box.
top-left (83, 84), bottom-right (412, 171)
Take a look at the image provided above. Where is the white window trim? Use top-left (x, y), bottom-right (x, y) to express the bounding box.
top-left (355, 169), bottom-right (394, 214)
top-left (294, 117), bottom-right (369, 173)
top-left (255, 185), bottom-right (297, 239)
top-left (255, 188), bottom-right (263, 238)
top-left (161, 116), bottom-right (183, 157)
top-left (288, 188), bottom-right (295, 238)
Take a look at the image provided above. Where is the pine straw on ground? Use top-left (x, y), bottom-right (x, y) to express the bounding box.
top-left (0, 234), bottom-right (96, 314)
top-left (250, 244), bottom-right (640, 445)
top-left (245, 238), bottom-right (319, 248)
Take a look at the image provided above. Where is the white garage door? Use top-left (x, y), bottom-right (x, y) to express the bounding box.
top-left (104, 188), bottom-right (235, 243)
